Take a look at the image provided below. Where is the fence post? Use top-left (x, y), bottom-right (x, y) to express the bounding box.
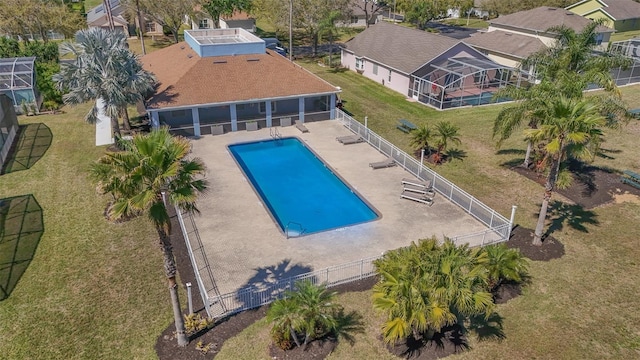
top-left (360, 259), bottom-right (364, 279)
top-left (186, 282), bottom-right (193, 315)
top-left (507, 205), bottom-right (517, 240)
top-left (326, 268), bottom-right (330, 284)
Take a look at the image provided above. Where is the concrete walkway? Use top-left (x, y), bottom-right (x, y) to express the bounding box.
top-left (189, 120), bottom-right (496, 295)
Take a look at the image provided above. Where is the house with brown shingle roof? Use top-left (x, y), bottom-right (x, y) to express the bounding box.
top-left (341, 22), bottom-right (530, 109)
top-left (464, 31), bottom-right (547, 68)
top-left (487, 6), bottom-right (614, 49)
top-left (142, 28), bottom-right (340, 136)
top-left (566, 0), bottom-right (640, 32)
top-left (464, 6), bottom-right (614, 70)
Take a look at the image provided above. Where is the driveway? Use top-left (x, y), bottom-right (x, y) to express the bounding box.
top-left (424, 21), bottom-right (479, 39)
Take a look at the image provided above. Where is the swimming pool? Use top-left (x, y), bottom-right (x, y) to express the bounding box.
top-left (228, 137), bottom-right (379, 236)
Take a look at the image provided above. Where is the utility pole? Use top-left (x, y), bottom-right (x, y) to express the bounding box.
top-left (135, 0), bottom-right (146, 55)
top-left (289, 0), bottom-right (293, 61)
top-left (103, 0), bottom-right (115, 31)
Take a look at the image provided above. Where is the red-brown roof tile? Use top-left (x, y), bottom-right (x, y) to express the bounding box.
top-left (142, 42), bottom-right (339, 109)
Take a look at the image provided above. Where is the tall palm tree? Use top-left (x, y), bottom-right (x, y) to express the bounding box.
top-left (53, 28), bottom-right (155, 137)
top-left (90, 128), bottom-right (208, 346)
top-left (526, 97), bottom-right (605, 245)
top-left (493, 20), bottom-right (632, 166)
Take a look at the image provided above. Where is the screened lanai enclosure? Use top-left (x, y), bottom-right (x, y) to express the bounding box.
top-left (410, 57), bottom-right (533, 110)
top-left (0, 57), bottom-right (39, 114)
top-left (609, 39), bottom-right (640, 86)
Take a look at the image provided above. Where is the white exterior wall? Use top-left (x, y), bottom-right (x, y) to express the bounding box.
top-left (341, 49), bottom-right (410, 97)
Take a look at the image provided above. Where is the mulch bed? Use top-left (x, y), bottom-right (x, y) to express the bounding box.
top-left (506, 225), bottom-right (565, 262)
top-left (510, 161), bottom-right (640, 209)
top-left (269, 338), bottom-right (338, 360)
top-left (386, 326), bottom-right (468, 360)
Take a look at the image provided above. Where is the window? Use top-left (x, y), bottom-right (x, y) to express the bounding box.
top-left (355, 57), bottom-right (365, 71)
top-left (145, 21), bottom-right (156, 33)
top-left (595, 33), bottom-right (604, 46)
top-left (259, 101), bottom-right (276, 114)
top-left (350, 16), bottom-right (359, 24)
top-left (388, 69), bottom-right (392, 82)
top-left (199, 19), bottom-right (209, 29)
top-left (372, 64), bottom-right (378, 75)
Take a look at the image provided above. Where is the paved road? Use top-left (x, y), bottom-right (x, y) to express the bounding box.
top-left (423, 21), bottom-right (479, 39)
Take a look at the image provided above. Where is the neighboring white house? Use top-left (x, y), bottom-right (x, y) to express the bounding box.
top-left (190, 11), bottom-right (256, 33)
top-left (337, 0), bottom-right (385, 28)
top-left (447, 0), bottom-right (490, 19)
top-left (86, 0), bottom-right (164, 36)
top-left (141, 29), bottom-right (341, 137)
top-left (341, 22), bottom-right (530, 109)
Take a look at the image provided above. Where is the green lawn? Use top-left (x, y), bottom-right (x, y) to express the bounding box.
top-left (441, 18), bottom-right (489, 29)
top-left (84, 0), bottom-right (102, 10)
top-left (214, 62), bottom-right (640, 359)
top-left (0, 104), bottom-right (177, 359)
top-left (610, 29), bottom-right (640, 42)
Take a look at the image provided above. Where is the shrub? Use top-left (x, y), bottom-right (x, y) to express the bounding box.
top-left (183, 313), bottom-right (213, 335)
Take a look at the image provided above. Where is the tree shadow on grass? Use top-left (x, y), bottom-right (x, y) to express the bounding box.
top-left (467, 312), bottom-right (505, 342)
top-left (0, 194), bottom-right (44, 301)
top-left (445, 148), bottom-right (467, 162)
top-left (334, 308), bottom-right (365, 345)
top-left (543, 200), bottom-right (599, 239)
top-left (596, 147), bottom-right (622, 160)
top-left (496, 148), bottom-right (526, 156)
top-left (1, 123), bottom-right (52, 175)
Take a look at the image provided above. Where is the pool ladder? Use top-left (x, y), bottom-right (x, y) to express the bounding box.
top-left (285, 221), bottom-right (305, 238)
top-left (270, 127), bottom-right (282, 142)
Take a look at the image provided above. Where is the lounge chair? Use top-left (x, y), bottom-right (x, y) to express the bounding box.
top-left (339, 135), bottom-right (364, 145)
top-left (369, 157), bottom-right (396, 169)
top-left (403, 184), bottom-right (436, 197)
top-left (400, 191), bottom-right (434, 206)
top-left (295, 120), bottom-right (309, 133)
top-left (336, 135), bottom-right (356, 142)
top-left (401, 178), bottom-right (432, 189)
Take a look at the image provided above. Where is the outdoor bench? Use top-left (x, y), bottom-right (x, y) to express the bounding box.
top-left (396, 119), bottom-right (417, 133)
top-left (621, 170), bottom-right (640, 190)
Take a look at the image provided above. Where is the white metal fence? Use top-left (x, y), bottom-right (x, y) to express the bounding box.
top-left (177, 111), bottom-right (514, 318)
top-left (336, 109), bottom-right (512, 240)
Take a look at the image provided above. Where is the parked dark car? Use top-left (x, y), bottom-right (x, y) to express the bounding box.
top-left (263, 38), bottom-right (288, 56)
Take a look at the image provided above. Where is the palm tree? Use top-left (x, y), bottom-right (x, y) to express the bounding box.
top-left (526, 97), bottom-right (605, 245)
top-left (267, 280), bottom-right (340, 349)
top-left (409, 125), bottom-right (433, 154)
top-left (482, 244), bottom-right (529, 291)
top-left (90, 128), bottom-right (208, 346)
top-left (493, 21), bottom-right (632, 166)
top-left (373, 237), bottom-right (494, 344)
top-left (53, 28), bottom-right (155, 137)
top-left (433, 121), bottom-right (461, 163)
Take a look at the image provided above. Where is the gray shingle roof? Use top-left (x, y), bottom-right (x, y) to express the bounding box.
top-left (464, 31), bottom-right (547, 59)
top-left (343, 22), bottom-right (460, 74)
top-left (491, 6), bottom-right (614, 34)
top-left (585, 0), bottom-right (640, 20)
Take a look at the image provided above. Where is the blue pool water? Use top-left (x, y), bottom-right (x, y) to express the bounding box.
top-left (228, 137), bottom-right (379, 235)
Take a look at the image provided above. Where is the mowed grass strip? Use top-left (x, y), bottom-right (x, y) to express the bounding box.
top-left (214, 63), bottom-right (640, 359)
top-left (0, 104), bottom-right (174, 359)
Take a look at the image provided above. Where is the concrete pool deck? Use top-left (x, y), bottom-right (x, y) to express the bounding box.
top-left (189, 120), bottom-right (501, 295)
